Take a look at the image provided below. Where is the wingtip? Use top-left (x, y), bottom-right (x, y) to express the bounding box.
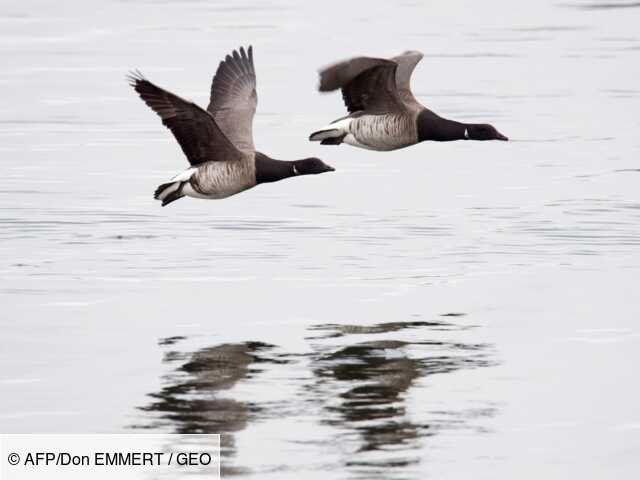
top-left (401, 49), bottom-right (424, 56)
top-left (225, 45), bottom-right (255, 71)
top-left (317, 76), bottom-right (332, 93)
top-left (241, 44), bottom-right (253, 56)
top-left (126, 69), bottom-right (147, 87)
top-left (248, 45), bottom-right (254, 68)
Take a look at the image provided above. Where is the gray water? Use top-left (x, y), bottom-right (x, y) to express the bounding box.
top-left (2, 0), bottom-right (640, 478)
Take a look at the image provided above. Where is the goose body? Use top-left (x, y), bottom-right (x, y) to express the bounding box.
top-left (129, 46), bottom-right (334, 206)
top-left (165, 160), bottom-right (256, 201)
top-left (310, 51), bottom-right (508, 151)
top-left (317, 114), bottom-right (418, 151)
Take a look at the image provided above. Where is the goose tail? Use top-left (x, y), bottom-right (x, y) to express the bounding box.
top-left (309, 130), bottom-right (347, 145)
top-left (154, 181), bottom-right (185, 207)
top-left (309, 128), bottom-right (342, 142)
top-left (309, 118), bottom-right (351, 145)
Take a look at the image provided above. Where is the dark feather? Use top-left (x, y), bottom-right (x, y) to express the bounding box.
top-left (128, 71), bottom-right (242, 166)
top-left (207, 46), bottom-right (257, 152)
top-left (390, 51), bottom-right (424, 107)
top-left (341, 64), bottom-right (402, 114)
top-left (318, 57), bottom-right (403, 114)
top-left (318, 57), bottom-right (394, 92)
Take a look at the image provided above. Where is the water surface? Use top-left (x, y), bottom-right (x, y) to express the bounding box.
top-left (1, 0), bottom-right (640, 478)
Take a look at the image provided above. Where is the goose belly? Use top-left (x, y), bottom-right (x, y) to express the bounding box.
top-left (188, 161), bottom-right (255, 199)
top-left (349, 114), bottom-right (416, 151)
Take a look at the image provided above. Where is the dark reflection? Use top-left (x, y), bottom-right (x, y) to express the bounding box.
top-left (135, 319), bottom-right (496, 478)
top-left (316, 341), bottom-right (422, 451)
top-left (309, 320), bottom-right (495, 476)
top-left (133, 340), bottom-right (280, 476)
top-left (307, 320), bottom-right (467, 340)
top-left (570, 1), bottom-right (640, 9)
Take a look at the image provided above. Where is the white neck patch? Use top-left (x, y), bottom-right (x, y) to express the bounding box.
top-left (292, 165), bottom-right (300, 175)
top-left (464, 128), bottom-right (470, 140)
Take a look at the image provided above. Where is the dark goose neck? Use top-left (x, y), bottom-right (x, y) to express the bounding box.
top-left (417, 109), bottom-right (468, 142)
top-left (255, 152), bottom-right (296, 184)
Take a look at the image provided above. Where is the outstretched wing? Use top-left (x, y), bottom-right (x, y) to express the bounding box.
top-left (128, 72), bottom-right (243, 166)
top-left (207, 46), bottom-right (257, 153)
top-left (391, 50), bottom-right (424, 107)
top-left (318, 56), bottom-right (393, 92)
top-left (318, 56), bottom-right (403, 114)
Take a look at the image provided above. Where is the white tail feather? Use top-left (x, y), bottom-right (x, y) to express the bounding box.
top-left (155, 182), bottom-right (180, 201)
top-left (310, 128), bottom-right (342, 141)
top-left (309, 118), bottom-right (352, 142)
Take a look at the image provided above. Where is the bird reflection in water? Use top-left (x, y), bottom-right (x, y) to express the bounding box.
top-left (308, 320), bottom-right (495, 474)
top-left (134, 339), bottom-right (279, 476)
top-left (134, 319), bottom-right (495, 477)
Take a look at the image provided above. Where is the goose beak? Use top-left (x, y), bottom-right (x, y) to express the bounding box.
top-left (497, 132), bottom-right (509, 141)
top-left (325, 165), bottom-right (336, 172)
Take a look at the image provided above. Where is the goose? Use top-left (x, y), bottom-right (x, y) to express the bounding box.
top-left (309, 51), bottom-right (508, 151)
top-left (129, 46), bottom-right (334, 207)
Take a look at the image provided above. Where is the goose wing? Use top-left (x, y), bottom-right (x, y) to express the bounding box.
top-left (391, 50), bottom-right (424, 107)
top-left (128, 72), bottom-right (243, 166)
top-left (207, 46), bottom-right (257, 153)
top-left (318, 56), bottom-right (403, 114)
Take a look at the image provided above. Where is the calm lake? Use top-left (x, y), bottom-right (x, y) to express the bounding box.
top-left (1, 0), bottom-right (639, 478)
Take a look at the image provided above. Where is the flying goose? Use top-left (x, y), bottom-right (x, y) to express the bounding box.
top-left (129, 46), bottom-right (334, 207)
top-left (309, 51), bottom-right (508, 151)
